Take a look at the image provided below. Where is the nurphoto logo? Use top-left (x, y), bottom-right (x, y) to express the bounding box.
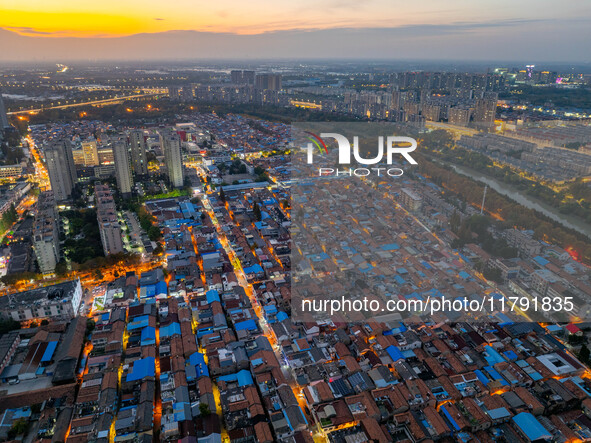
top-left (301, 130), bottom-right (418, 177)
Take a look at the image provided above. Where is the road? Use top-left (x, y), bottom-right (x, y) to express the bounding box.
top-left (198, 189), bottom-right (323, 438)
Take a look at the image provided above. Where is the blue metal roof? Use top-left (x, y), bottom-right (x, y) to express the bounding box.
top-left (533, 256), bottom-right (550, 266)
top-left (484, 366), bottom-right (509, 386)
top-left (440, 404), bottom-right (460, 431)
top-left (394, 275), bottom-right (406, 285)
top-left (141, 327), bottom-right (156, 345)
top-left (386, 345), bottom-right (405, 362)
top-left (126, 357), bottom-right (155, 382)
top-left (41, 341), bottom-right (58, 363)
top-left (219, 369), bottom-right (253, 386)
top-left (155, 281), bottom-right (167, 295)
top-left (483, 346), bottom-right (505, 366)
top-left (188, 352), bottom-right (209, 378)
top-left (504, 350), bottom-right (518, 361)
top-left (160, 322), bottom-right (181, 338)
top-left (235, 319), bottom-right (257, 331)
top-left (474, 370), bottom-right (489, 385)
top-left (421, 261), bottom-right (433, 270)
top-left (243, 264), bottom-right (264, 275)
top-left (206, 289), bottom-right (220, 304)
top-left (487, 407), bottom-right (511, 420)
top-left (512, 412), bottom-right (552, 441)
top-left (264, 305), bottom-right (278, 314)
top-left (458, 271), bottom-right (470, 280)
top-left (127, 315), bottom-right (150, 331)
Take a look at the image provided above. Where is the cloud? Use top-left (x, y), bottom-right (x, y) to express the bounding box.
top-left (5, 26), bottom-right (58, 35)
top-left (154, 18), bottom-right (165, 21)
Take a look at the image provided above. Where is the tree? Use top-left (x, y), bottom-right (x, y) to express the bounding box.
top-left (0, 203), bottom-right (18, 232)
top-left (1, 271), bottom-right (39, 285)
top-left (199, 403), bottom-right (211, 416)
top-left (482, 266), bottom-right (503, 283)
top-left (8, 419), bottom-right (28, 438)
top-left (579, 344), bottom-right (590, 364)
top-left (55, 260), bottom-right (68, 276)
top-left (86, 319), bottom-right (96, 335)
top-left (0, 318), bottom-right (20, 334)
top-left (253, 202), bottom-right (262, 222)
top-left (219, 187), bottom-right (226, 203)
top-left (450, 210), bottom-right (461, 233)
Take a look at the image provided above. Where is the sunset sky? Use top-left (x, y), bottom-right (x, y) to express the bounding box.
top-left (0, 0), bottom-right (590, 61)
top-left (1, 0), bottom-right (590, 37)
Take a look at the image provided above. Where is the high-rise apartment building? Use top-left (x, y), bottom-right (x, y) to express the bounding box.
top-left (231, 70), bottom-right (256, 85)
top-left (113, 140), bottom-right (133, 197)
top-left (72, 149), bottom-right (85, 166)
top-left (473, 98), bottom-right (498, 127)
top-left (168, 86), bottom-right (180, 101)
top-left (95, 184), bottom-right (124, 255)
top-left (32, 191), bottom-right (60, 274)
top-left (98, 146), bottom-right (114, 165)
top-left (255, 73), bottom-right (282, 91)
top-left (82, 139), bottom-right (99, 166)
top-left (448, 106), bottom-right (472, 127)
top-left (129, 129), bottom-right (148, 175)
top-left (160, 129), bottom-right (184, 188)
top-left (422, 104), bottom-right (441, 122)
top-left (45, 139), bottom-right (77, 201)
top-left (0, 91), bottom-right (10, 130)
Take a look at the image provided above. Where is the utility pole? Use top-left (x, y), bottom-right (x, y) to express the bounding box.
top-left (480, 185), bottom-right (488, 214)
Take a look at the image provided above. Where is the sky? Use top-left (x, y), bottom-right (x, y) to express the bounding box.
top-left (0, 0), bottom-right (590, 61)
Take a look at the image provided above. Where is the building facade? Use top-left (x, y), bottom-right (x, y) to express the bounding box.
top-left (45, 139), bottom-right (77, 201)
top-left (113, 141), bottom-right (133, 197)
top-left (96, 184), bottom-right (124, 255)
top-left (129, 129), bottom-right (148, 175)
top-left (160, 129), bottom-right (184, 188)
top-left (82, 139), bottom-right (99, 166)
top-left (32, 191), bottom-right (60, 274)
top-left (0, 279), bottom-right (82, 322)
top-left (0, 91), bottom-right (10, 130)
